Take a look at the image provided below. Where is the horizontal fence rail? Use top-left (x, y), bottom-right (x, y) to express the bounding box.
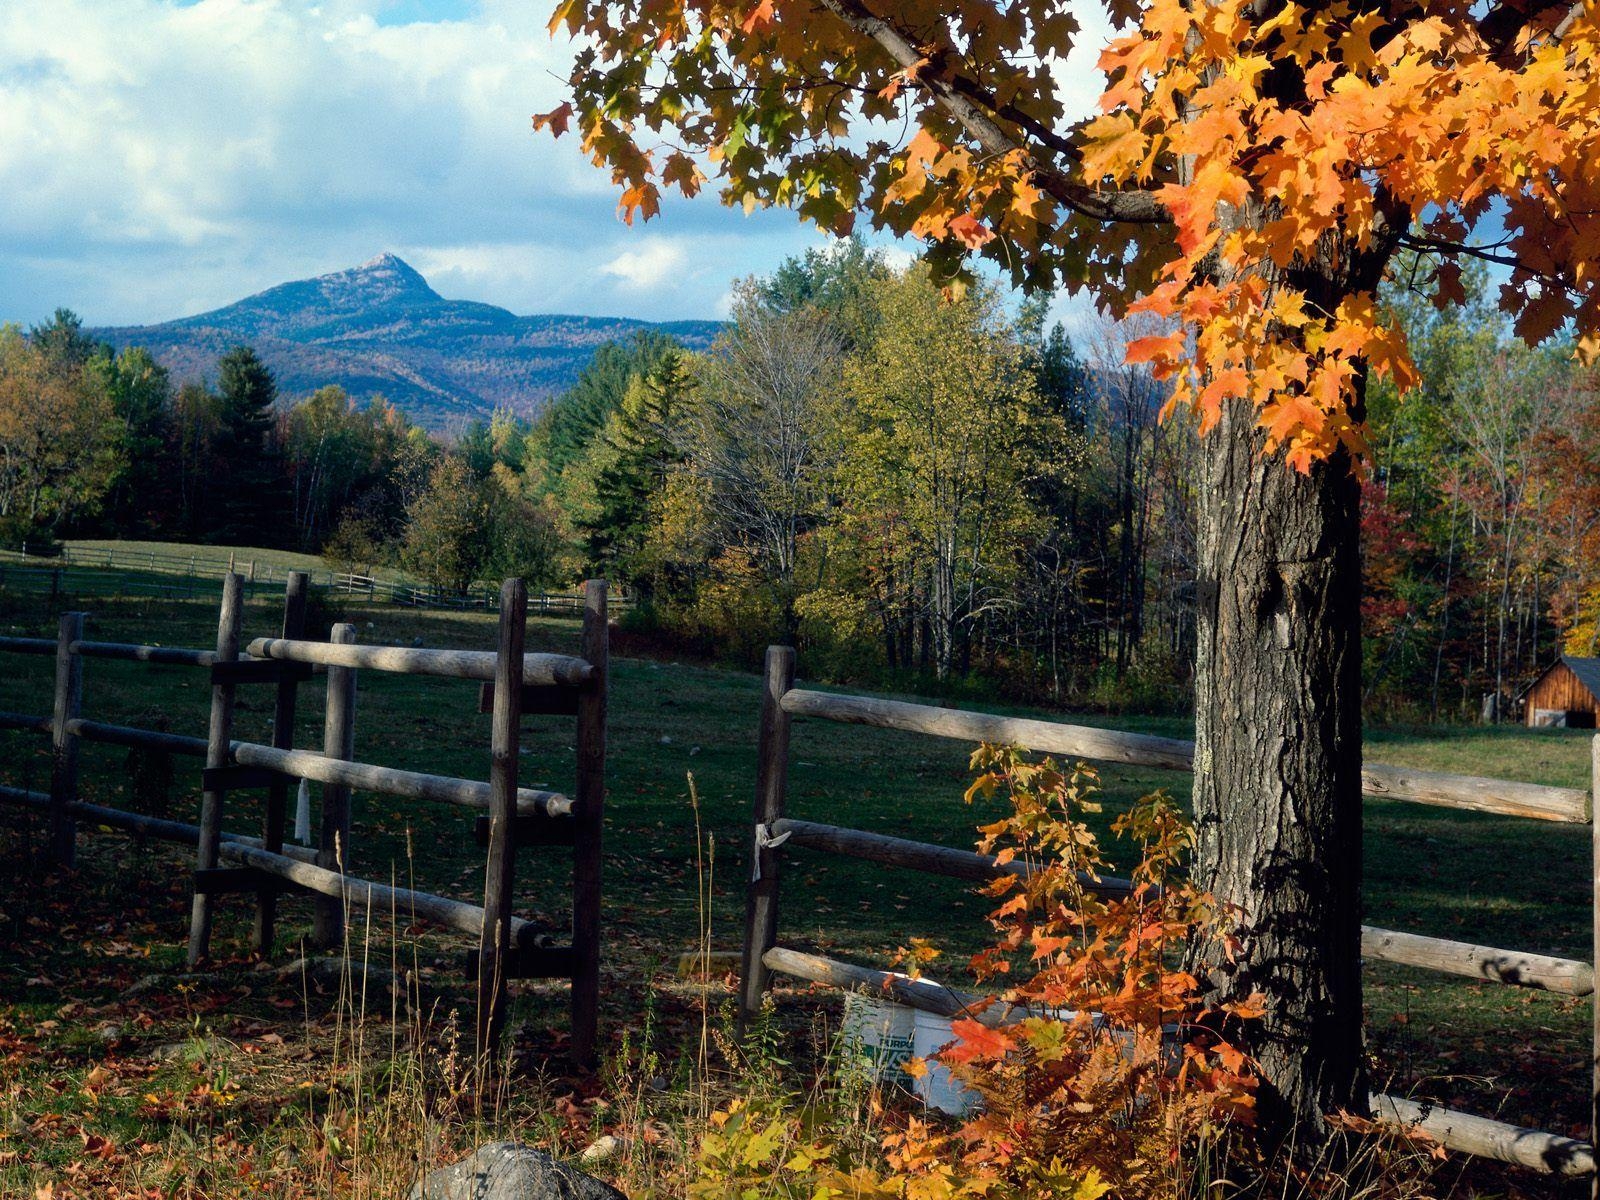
top-left (779, 688), bottom-right (1590, 824)
top-left (246, 637), bottom-right (594, 687)
top-left (1371, 1095), bottom-right (1596, 1177)
top-left (771, 818), bottom-right (1135, 897)
top-left (331, 572), bottom-right (626, 614)
top-left (215, 842), bottom-right (543, 947)
top-left (0, 637), bottom-right (58, 655)
top-left (229, 742), bottom-right (572, 817)
top-left (70, 640), bottom-right (220, 666)
top-left (0, 571), bottom-right (611, 1066)
top-left (1359, 927), bottom-right (1594, 995)
top-left (771, 817), bottom-right (1595, 995)
top-left (743, 646), bottom-right (1600, 1179)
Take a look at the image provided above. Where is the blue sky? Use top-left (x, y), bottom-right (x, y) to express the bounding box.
top-left (0, 0), bottom-right (1109, 329)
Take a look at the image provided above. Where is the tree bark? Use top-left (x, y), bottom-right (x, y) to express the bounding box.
top-left (1193, 395), bottom-right (1368, 1143)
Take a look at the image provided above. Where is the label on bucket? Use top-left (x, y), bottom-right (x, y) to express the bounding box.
top-left (841, 993), bottom-right (917, 1085)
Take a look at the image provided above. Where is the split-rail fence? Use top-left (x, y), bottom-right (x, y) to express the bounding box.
top-left (740, 644), bottom-right (1600, 1179)
top-left (0, 544), bottom-right (628, 613)
top-left (0, 572), bottom-right (609, 1064)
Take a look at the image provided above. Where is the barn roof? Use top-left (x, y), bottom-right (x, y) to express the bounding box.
top-left (1563, 656), bottom-right (1600, 700)
top-left (1523, 655), bottom-right (1600, 701)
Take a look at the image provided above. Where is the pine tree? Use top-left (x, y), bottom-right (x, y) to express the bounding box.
top-left (212, 345), bottom-right (285, 544)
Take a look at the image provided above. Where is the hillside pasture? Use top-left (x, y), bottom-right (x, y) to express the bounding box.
top-left (0, 585), bottom-right (1593, 1192)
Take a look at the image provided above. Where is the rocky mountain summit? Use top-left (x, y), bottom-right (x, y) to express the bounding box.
top-left (95, 254), bottom-right (721, 431)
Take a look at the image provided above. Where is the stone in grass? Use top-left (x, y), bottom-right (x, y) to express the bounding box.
top-left (409, 1143), bottom-right (626, 1200)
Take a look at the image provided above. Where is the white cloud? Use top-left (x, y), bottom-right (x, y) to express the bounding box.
top-left (0, 0), bottom-right (1121, 331)
top-left (0, 0), bottom-right (819, 324)
top-left (600, 240), bottom-right (695, 292)
top-left (1047, 0), bottom-right (1119, 121)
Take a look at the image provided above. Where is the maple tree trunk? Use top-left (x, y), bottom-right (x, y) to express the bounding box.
top-left (1192, 395), bottom-right (1368, 1143)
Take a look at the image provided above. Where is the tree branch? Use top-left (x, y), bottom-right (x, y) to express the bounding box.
top-left (1397, 231), bottom-right (1578, 297)
top-left (814, 0), bottom-right (1170, 226)
top-left (1476, 0), bottom-right (1582, 58)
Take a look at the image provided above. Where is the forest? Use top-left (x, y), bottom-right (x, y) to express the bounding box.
top-left (2, 240), bottom-right (1591, 720)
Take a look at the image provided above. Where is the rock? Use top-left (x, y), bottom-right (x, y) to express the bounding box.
top-left (125, 971), bottom-right (216, 999)
top-left (148, 1036), bottom-right (229, 1064)
top-left (409, 1143), bottom-right (625, 1200)
top-left (276, 956), bottom-right (421, 1005)
top-left (579, 1136), bottom-right (621, 1165)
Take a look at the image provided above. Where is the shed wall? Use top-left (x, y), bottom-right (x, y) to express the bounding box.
top-left (1525, 663), bottom-right (1600, 726)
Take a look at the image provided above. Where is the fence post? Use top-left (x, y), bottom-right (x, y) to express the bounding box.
top-left (571, 578), bottom-right (609, 1067)
top-left (1591, 732), bottom-right (1599, 1195)
top-left (48, 611), bottom-right (86, 867)
top-left (740, 644), bottom-right (796, 1025)
top-left (312, 622), bottom-right (359, 949)
top-left (187, 573), bottom-right (244, 965)
top-left (478, 578), bottom-right (526, 1064)
top-left (253, 571), bottom-right (308, 956)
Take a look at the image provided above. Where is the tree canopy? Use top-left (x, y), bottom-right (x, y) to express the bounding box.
top-left (541, 0), bottom-right (1600, 470)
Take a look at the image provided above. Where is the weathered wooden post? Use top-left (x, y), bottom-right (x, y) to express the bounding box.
top-left (47, 611), bottom-right (86, 867)
top-left (572, 578), bottom-right (608, 1067)
top-left (477, 578), bottom-right (526, 1062)
top-left (312, 622), bottom-right (358, 949)
top-left (188, 573), bottom-right (244, 965)
top-left (253, 571), bottom-right (308, 955)
top-left (1591, 732), bottom-right (1599, 1198)
top-left (739, 644), bottom-right (795, 1024)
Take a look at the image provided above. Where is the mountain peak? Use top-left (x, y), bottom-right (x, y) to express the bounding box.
top-left (94, 257), bottom-right (724, 432)
top-left (359, 251), bottom-right (413, 273)
top-left (325, 252), bottom-right (436, 305)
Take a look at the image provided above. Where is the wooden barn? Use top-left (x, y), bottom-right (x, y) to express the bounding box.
top-left (1522, 656), bottom-right (1600, 727)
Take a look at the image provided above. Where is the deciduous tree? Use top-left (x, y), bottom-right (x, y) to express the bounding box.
top-left (540, 0), bottom-right (1600, 1144)
top-left (0, 326), bottom-right (117, 542)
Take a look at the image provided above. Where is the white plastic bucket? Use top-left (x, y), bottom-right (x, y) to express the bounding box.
top-left (911, 1006), bottom-right (981, 1116)
top-left (840, 991), bottom-right (916, 1084)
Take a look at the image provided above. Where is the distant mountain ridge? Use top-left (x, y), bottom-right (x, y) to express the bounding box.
top-left (94, 254), bottom-right (722, 431)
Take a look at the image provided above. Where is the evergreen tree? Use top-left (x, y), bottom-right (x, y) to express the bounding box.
top-left (756, 237), bottom-right (888, 349)
top-left (212, 345), bottom-right (285, 544)
top-left (573, 351), bottom-right (696, 596)
top-left (539, 331), bottom-right (680, 476)
top-left (92, 347), bottom-right (173, 536)
top-left (28, 308), bottom-right (102, 372)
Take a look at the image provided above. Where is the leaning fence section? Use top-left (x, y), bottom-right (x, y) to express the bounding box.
top-left (739, 644), bottom-right (1599, 1180)
top-left (0, 573), bottom-right (609, 1065)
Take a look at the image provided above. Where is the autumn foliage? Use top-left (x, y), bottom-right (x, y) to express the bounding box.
top-left (539, 0), bottom-right (1600, 474)
top-left (692, 751), bottom-right (1263, 1199)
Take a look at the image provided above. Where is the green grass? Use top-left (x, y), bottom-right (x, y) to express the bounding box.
top-left (0, 585), bottom-right (1595, 1169)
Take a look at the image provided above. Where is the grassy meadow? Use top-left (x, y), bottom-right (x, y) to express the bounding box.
top-left (0, 567), bottom-right (1594, 1195)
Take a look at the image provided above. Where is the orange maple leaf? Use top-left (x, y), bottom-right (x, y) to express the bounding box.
top-left (949, 213), bottom-right (994, 249)
top-left (943, 1018), bottom-right (1015, 1064)
top-left (617, 183), bottom-right (660, 225)
top-left (741, 0), bottom-right (775, 34)
top-left (532, 103), bottom-right (574, 137)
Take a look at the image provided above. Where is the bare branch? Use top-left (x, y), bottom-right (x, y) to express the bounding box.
top-left (814, 0), bottom-right (1171, 226)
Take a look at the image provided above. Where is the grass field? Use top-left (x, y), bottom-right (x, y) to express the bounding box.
top-left (58, 538), bottom-right (417, 585)
top-left (63, 540), bottom-right (335, 575)
top-left (0, 581), bottom-right (1594, 1194)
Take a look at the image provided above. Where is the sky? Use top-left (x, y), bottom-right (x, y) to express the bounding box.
top-left (0, 0), bottom-right (1113, 329)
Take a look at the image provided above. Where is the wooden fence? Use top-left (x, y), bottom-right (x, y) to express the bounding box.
top-left (0, 545), bottom-right (628, 614)
top-left (740, 645), bottom-right (1599, 1178)
top-left (0, 573), bottom-right (610, 1064)
top-left (329, 572), bottom-right (628, 614)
